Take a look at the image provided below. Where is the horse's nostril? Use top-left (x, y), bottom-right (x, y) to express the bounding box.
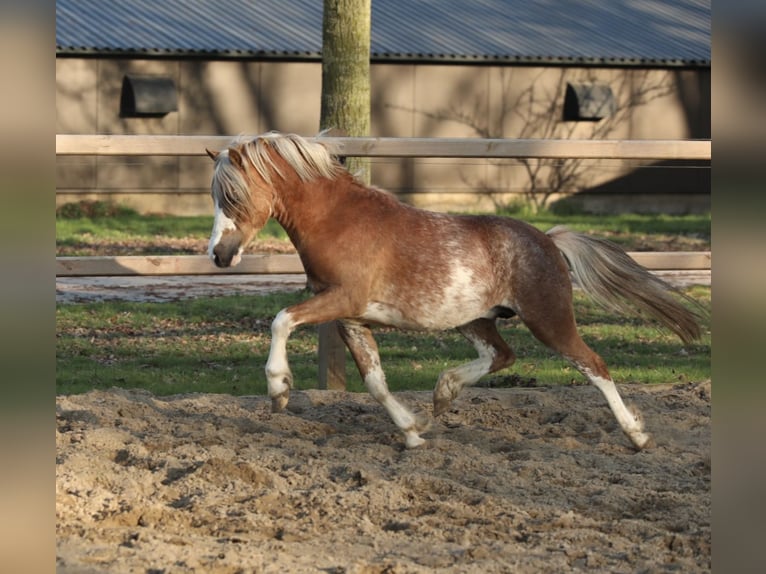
top-left (213, 253), bottom-right (222, 267)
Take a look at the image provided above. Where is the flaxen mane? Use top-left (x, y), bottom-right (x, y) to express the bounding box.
top-left (211, 132), bottom-right (343, 221)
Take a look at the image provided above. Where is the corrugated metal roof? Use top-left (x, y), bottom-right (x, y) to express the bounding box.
top-left (56, 0), bottom-right (710, 67)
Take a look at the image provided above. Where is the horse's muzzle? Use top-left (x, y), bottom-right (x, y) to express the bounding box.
top-left (212, 241), bottom-right (242, 268)
top-left (210, 227), bottom-right (245, 268)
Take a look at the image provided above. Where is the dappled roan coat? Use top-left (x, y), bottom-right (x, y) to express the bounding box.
top-left (206, 132), bottom-right (704, 450)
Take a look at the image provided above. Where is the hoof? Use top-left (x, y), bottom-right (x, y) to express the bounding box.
top-left (404, 432), bottom-right (426, 449)
top-left (413, 410), bottom-right (432, 434)
top-left (433, 396), bottom-right (452, 417)
top-left (626, 405), bottom-right (652, 450)
top-left (433, 378), bottom-right (459, 417)
top-left (271, 391), bottom-right (290, 413)
top-left (630, 431), bottom-right (655, 451)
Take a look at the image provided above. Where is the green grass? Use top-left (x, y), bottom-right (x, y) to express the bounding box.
top-left (502, 210), bottom-right (709, 238)
top-left (56, 201), bottom-right (288, 254)
top-left (55, 201), bottom-right (711, 396)
top-left (56, 213), bottom-right (212, 243)
top-left (56, 287), bottom-right (711, 397)
top-left (55, 200), bottom-right (710, 254)
top-left (56, 199), bottom-right (209, 240)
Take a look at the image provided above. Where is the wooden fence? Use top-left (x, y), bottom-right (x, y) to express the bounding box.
top-left (55, 252), bottom-right (711, 277)
top-left (56, 134), bottom-right (711, 159)
top-left (56, 135), bottom-right (711, 388)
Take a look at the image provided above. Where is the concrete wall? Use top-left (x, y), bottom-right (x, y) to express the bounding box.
top-left (56, 57), bottom-right (710, 215)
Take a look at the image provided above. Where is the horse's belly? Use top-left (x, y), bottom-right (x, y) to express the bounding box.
top-left (360, 299), bottom-right (490, 330)
top-left (362, 259), bottom-right (503, 329)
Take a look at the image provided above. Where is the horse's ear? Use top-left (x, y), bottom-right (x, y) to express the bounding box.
top-left (228, 147), bottom-right (245, 170)
top-left (205, 148), bottom-right (219, 161)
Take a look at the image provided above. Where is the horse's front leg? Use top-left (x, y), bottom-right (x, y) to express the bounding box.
top-left (265, 308), bottom-right (296, 412)
top-left (338, 321), bottom-right (430, 448)
top-left (265, 289), bottom-right (355, 413)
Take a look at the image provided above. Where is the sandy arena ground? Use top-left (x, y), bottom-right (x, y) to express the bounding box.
top-left (56, 379), bottom-right (710, 573)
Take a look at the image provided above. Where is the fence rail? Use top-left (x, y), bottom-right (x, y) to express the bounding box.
top-left (56, 134), bottom-right (711, 276)
top-left (56, 134), bottom-right (711, 278)
top-left (56, 134), bottom-right (711, 160)
top-left (56, 252), bottom-right (711, 277)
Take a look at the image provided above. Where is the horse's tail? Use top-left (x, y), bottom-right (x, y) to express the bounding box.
top-left (547, 225), bottom-right (704, 344)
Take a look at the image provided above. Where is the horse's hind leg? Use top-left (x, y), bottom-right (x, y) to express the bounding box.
top-left (338, 321), bottom-right (429, 448)
top-left (521, 301), bottom-right (652, 450)
top-left (565, 340), bottom-right (652, 450)
top-left (433, 318), bottom-right (516, 416)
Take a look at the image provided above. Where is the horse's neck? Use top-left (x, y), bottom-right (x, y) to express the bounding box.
top-left (271, 174), bottom-right (354, 248)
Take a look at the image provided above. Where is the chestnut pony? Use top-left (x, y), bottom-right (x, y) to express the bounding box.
top-left (206, 132), bottom-right (702, 450)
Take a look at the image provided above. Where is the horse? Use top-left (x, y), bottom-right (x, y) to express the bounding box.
top-left (205, 131), bottom-right (703, 450)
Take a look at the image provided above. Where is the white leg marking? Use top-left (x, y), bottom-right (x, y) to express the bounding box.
top-left (364, 364), bottom-right (425, 448)
top-left (434, 337), bottom-right (496, 414)
top-left (208, 199), bottom-right (238, 260)
top-left (265, 309), bottom-right (296, 400)
top-left (587, 372), bottom-right (651, 449)
top-left (345, 324), bottom-right (426, 448)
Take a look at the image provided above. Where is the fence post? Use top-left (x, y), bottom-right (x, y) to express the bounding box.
top-left (317, 139), bottom-right (349, 391)
top-left (317, 321), bottom-right (346, 390)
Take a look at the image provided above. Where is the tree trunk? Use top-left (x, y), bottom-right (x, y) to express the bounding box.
top-left (317, 0), bottom-right (371, 390)
top-left (320, 0), bottom-right (371, 183)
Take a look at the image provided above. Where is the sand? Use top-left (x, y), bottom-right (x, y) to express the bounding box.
top-left (56, 380), bottom-right (710, 573)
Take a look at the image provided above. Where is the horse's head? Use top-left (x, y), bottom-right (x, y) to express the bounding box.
top-left (207, 132), bottom-right (344, 267)
top-left (206, 144), bottom-right (274, 268)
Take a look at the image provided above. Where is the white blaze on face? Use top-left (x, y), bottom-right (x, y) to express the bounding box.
top-left (208, 198), bottom-right (239, 261)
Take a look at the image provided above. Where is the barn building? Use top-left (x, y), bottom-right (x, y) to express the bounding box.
top-left (56, 0), bottom-right (710, 215)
